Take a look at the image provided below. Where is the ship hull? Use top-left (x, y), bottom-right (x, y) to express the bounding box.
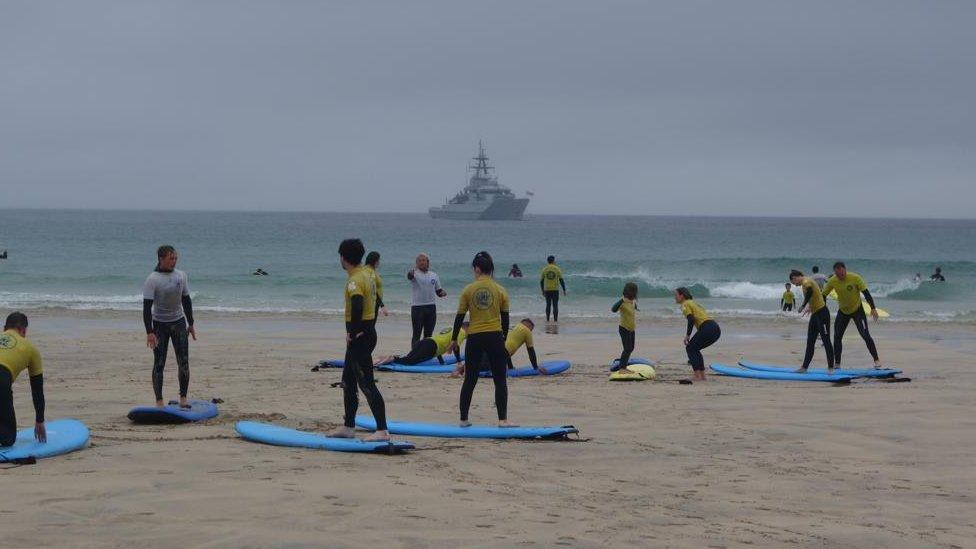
top-left (429, 198), bottom-right (529, 221)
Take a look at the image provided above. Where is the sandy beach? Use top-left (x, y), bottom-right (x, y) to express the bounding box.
top-left (0, 310), bottom-right (971, 548)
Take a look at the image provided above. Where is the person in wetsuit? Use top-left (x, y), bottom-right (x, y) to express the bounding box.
top-left (790, 269), bottom-right (835, 373)
top-left (930, 267), bottom-right (945, 282)
top-left (375, 323), bottom-right (468, 367)
top-left (781, 283), bottom-right (796, 312)
top-left (540, 255), bottom-right (567, 322)
top-left (504, 318), bottom-right (547, 373)
top-left (450, 251), bottom-right (514, 427)
top-left (327, 238), bottom-right (389, 442)
top-left (508, 264), bottom-right (523, 278)
top-left (143, 245), bottom-right (197, 409)
top-left (364, 251), bottom-right (388, 318)
top-left (676, 287), bottom-right (721, 382)
top-left (610, 282), bottom-right (638, 373)
top-left (0, 312), bottom-right (46, 447)
top-left (407, 253), bottom-right (446, 347)
top-left (822, 262), bottom-right (883, 369)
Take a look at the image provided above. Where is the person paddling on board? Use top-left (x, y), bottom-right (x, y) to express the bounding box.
top-left (375, 323), bottom-right (468, 367)
top-left (504, 318), bottom-right (547, 374)
top-left (610, 282), bottom-right (638, 373)
top-left (930, 267), bottom-right (945, 282)
top-left (676, 287), bottom-right (721, 382)
top-left (821, 262), bottom-right (883, 369)
top-left (790, 269), bottom-right (835, 374)
top-left (781, 283), bottom-right (796, 312)
top-left (328, 239), bottom-right (389, 442)
top-left (143, 245), bottom-right (197, 409)
top-left (0, 313), bottom-right (46, 447)
top-left (540, 255), bottom-right (566, 322)
top-left (364, 251), bottom-right (389, 318)
top-left (407, 253), bottom-right (446, 347)
top-left (448, 251), bottom-right (516, 428)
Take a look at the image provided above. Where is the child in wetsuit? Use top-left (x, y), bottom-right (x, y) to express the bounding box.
top-left (611, 282), bottom-right (638, 372)
top-left (781, 283), bottom-right (795, 312)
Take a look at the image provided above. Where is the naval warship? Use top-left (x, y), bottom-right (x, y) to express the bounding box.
top-left (429, 142), bottom-right (530, 220)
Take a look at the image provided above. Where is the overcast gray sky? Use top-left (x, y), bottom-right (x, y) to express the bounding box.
top-left (2, 1), bottom-right (974, 217)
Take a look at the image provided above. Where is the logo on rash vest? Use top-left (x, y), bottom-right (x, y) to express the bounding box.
top-left (847, 285), bottom-right (854, 292)
top-left (474, 288), bottom-right (494, 310)
top-left (546, 271), bottom-right (556, 280)
top-left (347, 281), bottom-right (358, 293)
top-left (0, 333), bottom-right (16, 350)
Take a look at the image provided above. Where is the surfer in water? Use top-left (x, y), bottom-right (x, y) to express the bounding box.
top-left (364, 251), bottom-right (388, 318)
top-left (0, 313), bottom-right (46, 446)
top-left (675, 287), bottom-right (721, 381)
top-left (449, 251), bottom-right (515, 427)
top-left (790, 269), bottom-right (835, 373)
top-left (540, 255), bottom-right (567, 322)
top-left (508, 264), bottom-right (523, 278)
top-left (143, 245), bottom-right (196, 409)
top-left (821, 262), bottom-right (883, 369)
top-left (375, 323), bottom-right (468, 367)
top-left (930, 267), bottom-right (945, 282)
top-left (328, 238), bottom-right (389, 442)
top-left (610, 283), bottom-right (638, 373)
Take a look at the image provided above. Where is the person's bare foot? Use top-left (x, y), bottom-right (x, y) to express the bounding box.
top-left (327, 426), bottom-right (356, 438)
top-left (874, 360), bottom-right (884, 369)
top-left (179, 397), bottom-right (191, 409)
top-left (459, 420), bottom-right (472, 427)
top-left (364, 430), bottom-right (390, 442)
top-left (498, 420), bottom-right (519, 428)
top-left (618, 366), bottom-right (633, 375)
top-left (794, 368), bottom-right (808, 374)
top-left (155, 400), bottom-right (166, 408)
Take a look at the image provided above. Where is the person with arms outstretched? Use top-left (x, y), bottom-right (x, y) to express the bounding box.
top-left (407, 253), bottom-right (446, 347)
top-left (822, 262), bottom-right (883, 369)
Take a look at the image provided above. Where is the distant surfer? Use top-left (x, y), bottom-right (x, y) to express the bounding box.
top-left (508, 264), bottom-right (523, 278)
top-left (811, 265), bottom-right (828, 289)
top-left (252, 268), bottom-right (269, 276)
top-left (790, 269), bottom-right (835, 373)
top-left (0, 312), bottom-right (46, 446)
top-left (328, 239), bottom-right (389, 442)
top-left (364, 251), bottom-right (388, 317)
top-left (0, 249), bottom-right (7, 259)
top-left (781, 283), bottom-right (795, 312)
top-left (540, 255), bottom-right (567, 322)
top-left (821, 262), bottom-right (882, 369)
top-left (676, 287), bottom-right (721, 382)
top-left (930, 267), bottom-right (945, 282)
top-left (375, 323), bottom-right (467, 367)
top-left (449, 251), bottom-right (515, 427)
top-left (914, 273), bottom-right (922, 283)
top-left (610, 283), bottom-right (638, 373)
top-left (407, 253), bottom-right (446, 347)
top-left (143, 245), bottom-right (197, 409)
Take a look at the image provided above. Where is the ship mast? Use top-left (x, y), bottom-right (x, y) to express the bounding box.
top-left (469, 140), bottom-right (494, 180)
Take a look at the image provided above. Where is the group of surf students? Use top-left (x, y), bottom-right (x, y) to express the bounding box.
top-left (0, 243), bottom-right (889, 448)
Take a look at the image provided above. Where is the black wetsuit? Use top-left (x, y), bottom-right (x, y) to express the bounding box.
top-left (800, 286), bottom-right (834, 369)
top-left (0, 368), bottom-right (44, 447)
top-left (342, 295), bottom-right (387, 431)
top-left (617, 326), bottom-right (635, 369)
top-left (454, 313), bottom-right (510, 422)
top-left (410, 305), bottom-right (436, 347)
top-left (686, 319), bottom-right (721, 372)
top-left (143, 296), bottom-right (193, 401)
top-left (834, 291), bottom-right (879, 365)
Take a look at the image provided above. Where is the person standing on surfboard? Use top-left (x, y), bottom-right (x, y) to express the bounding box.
top-left (821, 262), bottom-right (883, 369)
top-left (375, 323), bottom-right (468, 367)
top-left (143, 245), bottom-right (196, 409)
top-left (329, 239), bottom-right (390, 442)
top-left (610, 283), bottom-right (638, 373)
top-left (0, 312), bottom-right (46, 446)
top-left (540, 255), bottom-right (567, 322)
top-left (675, 287), bottom-right (721, 382)
top-left (449, 251), bottom-right (515, 428)
top-left (790, 269), bottom-right (835, 373)
top-left (364, 251), bottom-right (389, 318)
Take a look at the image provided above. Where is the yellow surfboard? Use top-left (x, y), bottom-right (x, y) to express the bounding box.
top-left (609, 364), bottom-right (656, 381)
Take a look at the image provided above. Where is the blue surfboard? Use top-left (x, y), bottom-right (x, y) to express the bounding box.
top-left (356, 416), bottom-right (578, 439)
top-left (128, 400), bottom-right (219, 424)
top-left (711, 364), bottom-right (855, 382)
top-left (478, 360), bottom-right (571, 378)
top-left (0, 419), bottom-right (90, 462)
top-left (236, 421), bottom-right (414, 453)
top-left (610, 357), bottom-right (654, 371)
top-left (377, 363), bottom-right (456, 374)
top-left (324, 354), bottom-right (463, 369)
top-left (738, 361), bottom-right (901, 378)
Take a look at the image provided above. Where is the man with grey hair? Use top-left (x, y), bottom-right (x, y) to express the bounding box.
top-left (407, 253), bottom-right (446, 347)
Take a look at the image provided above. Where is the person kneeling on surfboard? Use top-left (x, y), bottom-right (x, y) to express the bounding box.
top-left (328, 239), bottom-right (390, 442)
top-left (675, 288), bottom-right (721, 382)
top-left (448, 251), bottom-right (516, 428)
top-left (460, 318), bottom-right (548, 375)
top-left (791, 269), bottom-right (835, 374)
top-left (821, 262), bottom-right (883, 369)
top-left (0, 312), bottom-right (46, 446)
top-left (610, 283), bottom-right (639, 374)
top-left (375, 323), bottom-right (468, 367)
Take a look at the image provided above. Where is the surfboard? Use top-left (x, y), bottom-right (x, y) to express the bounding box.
top-left (324, 354), bottom-right (463, 369)
top-left (235, 421), bottom-right (414, 454)
top-left (355, 416), bottom-right (578, 440)
top-left (478, 360), bottom-right (571, 378)
top-left (609, 357), bottom-right (654, 371)
top-left (0, 419), bottom-right (90, 462)
top-left (710, 363), bottom-right (855, 382)
top-left (609, 363), bottom-right (656, 381)
top-left (377, 363), bottom-right (456, 373)
top-left (128, 400), bottom-right (219, 424)
top-left (738, 361), bottom-right (900, 378)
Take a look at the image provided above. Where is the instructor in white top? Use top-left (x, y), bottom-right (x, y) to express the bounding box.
top-left (407, 253), bottom-right (446, 347)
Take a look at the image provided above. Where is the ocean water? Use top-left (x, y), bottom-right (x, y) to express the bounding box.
top-left (1, 210), bottom-right (974, 323)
